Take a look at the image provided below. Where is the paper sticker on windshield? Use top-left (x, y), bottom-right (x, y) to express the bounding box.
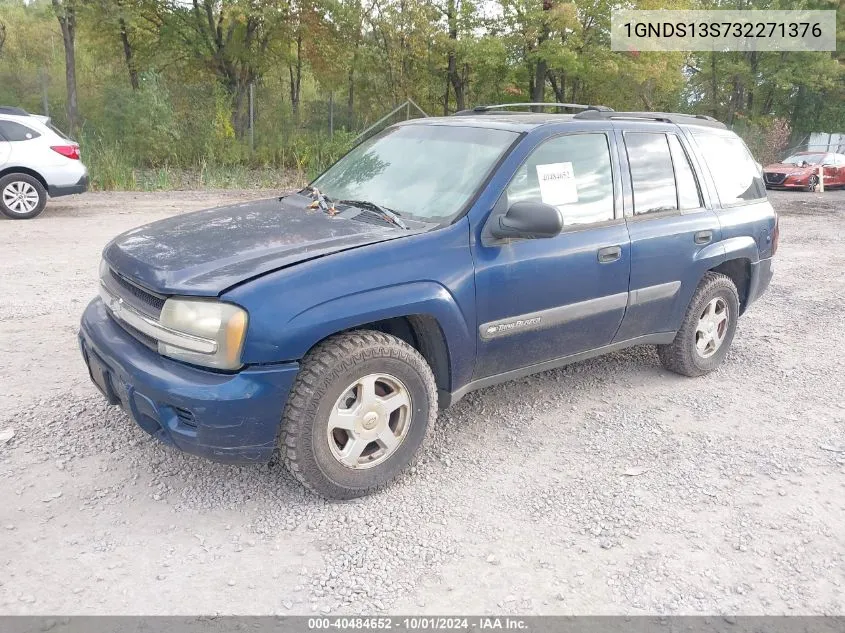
top-left (536, 162), bottom-right (578, 205)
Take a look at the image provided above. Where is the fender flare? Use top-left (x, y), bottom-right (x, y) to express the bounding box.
top-left (692, 235), bottom-right (759, 270)
top-left (720, 236), bottom-right (760, 265)
top-left (285, 281), bottom-right (475, 391)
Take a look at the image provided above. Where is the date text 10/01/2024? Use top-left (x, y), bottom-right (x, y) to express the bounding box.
top-left (307, 617), bottom-right (529, 630)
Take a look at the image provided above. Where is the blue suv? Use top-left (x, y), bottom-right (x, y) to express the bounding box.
top-left (79, 104), bottom-right (777, 499)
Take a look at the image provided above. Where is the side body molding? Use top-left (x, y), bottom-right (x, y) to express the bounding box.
top-left (480, 292), bottom-right (628, 340)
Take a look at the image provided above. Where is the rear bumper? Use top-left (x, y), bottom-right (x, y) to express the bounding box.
top-left (745, 257), bottom-right (774, 311)
top-left (79, 298), bottom-right (299, 464)
top-left (49, 174), bottom-right (88, 197)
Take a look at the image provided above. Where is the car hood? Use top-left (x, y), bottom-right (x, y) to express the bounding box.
top-left (103, 194), bottom-right (414, 296)
top-left (763, 163), bottom-right (814, 174)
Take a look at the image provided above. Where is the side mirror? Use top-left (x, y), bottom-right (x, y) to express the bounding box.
top-left (491, 201), bottom-right (563, 240)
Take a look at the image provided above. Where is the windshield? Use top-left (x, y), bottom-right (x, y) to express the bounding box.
top-left (782, 153), bottom-right (825, 165)
top-left (312, 124), bottom-right (518, 222)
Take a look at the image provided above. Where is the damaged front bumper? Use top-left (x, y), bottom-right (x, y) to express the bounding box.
top-left (79, 298), bottom-right (299, 464)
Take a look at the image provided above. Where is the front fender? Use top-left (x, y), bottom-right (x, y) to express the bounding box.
top-left (224, 220), bottom-right (477, 391)
top-left (285, 282), bottom-right (474, 390)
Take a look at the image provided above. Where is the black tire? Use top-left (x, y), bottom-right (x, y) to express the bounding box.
top-left (806, 175), bottom-right (819, 192)
top-left (0, 173), bottom-right (48, 219)
top-left (280, 330), bottom-right (437, 499)
top-left (657, 272), bottom-right (740, 377)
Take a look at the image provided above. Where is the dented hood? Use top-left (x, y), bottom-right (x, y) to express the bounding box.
top-left (103, 194), bottom-right (409, 296)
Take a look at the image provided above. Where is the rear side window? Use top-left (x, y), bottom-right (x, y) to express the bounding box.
top-left (667, 135), bottom-right (703, 209)
top-left (624, 132), bottom-right (678, 215)
top-left (0, 121), bottom-right (41, 142)
top-left (693, 133), bottom-right (766, 205)
top-left (505, 133), bottom-right (615, 227)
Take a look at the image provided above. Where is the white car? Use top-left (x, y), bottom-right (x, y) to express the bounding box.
top-left (0, 106), bottom-right (89, 219)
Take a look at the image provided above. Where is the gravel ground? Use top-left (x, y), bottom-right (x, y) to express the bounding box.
top-left (0, 189), bottom-right (843, 615)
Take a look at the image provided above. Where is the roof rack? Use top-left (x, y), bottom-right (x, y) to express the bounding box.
top-left (573, 110), bottom-right (726, 129)
top-left (0, 106), bottom-right (31, 117)
top-left (454, 102), bottom-right (614, 116)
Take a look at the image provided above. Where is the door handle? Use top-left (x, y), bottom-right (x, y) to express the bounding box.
top-left (694, 230), bottom-right (713, 245)
top-left (597, 245), bottom-right (622, 264)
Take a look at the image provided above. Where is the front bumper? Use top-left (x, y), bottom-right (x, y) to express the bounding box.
top-left (79, 298), bottom-right (299, 464)
top-left (745, 257), bottom-right (774, 311)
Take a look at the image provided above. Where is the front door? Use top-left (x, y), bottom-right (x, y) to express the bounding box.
top-left (472, 130), bottom-right (631, 379)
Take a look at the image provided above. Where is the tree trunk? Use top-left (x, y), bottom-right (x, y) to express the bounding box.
top-left (548, 71), bottom-right (565, 103)
top-left (444, 0), bottom-right (464, 114)
top-left (231, 76), bottom-right (251, 138)
top-left (119, 17), bottom-right (139, 91)
top-left (746, 50), bottom-right (757, 115)
top-left (289, 30), bottom-right (302, 118)
top-left (52, 0), bottom-right (79, 137)
top-left (346, 24), bottom-right (362, 130)
top-left (710, 52), bottom-right (718, 118)
top-left (347, 66), bottom-right (355, 129)
top-left (789, 84), bottom-right (807, 139)
top-left (0, 21), bottom-right (6, 57)
top-left (531, 59), bottom-right (547, 105)
top-left (529, 0), bottom-right (552, 110)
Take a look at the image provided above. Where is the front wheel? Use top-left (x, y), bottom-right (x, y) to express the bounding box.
top-left (0, 173), bottom-right (47, 219)
top-left (280, 330), bottom-right (437, 499)
top-left (657, 272), bottom-right (740, 377)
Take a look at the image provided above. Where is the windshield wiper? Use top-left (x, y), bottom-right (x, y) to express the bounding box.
top-left (303, 186), bottom-right (339, 215)
top-left (339, 199), bottom-right (408, 230)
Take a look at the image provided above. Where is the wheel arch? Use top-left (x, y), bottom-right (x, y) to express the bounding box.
top-left (247, 281), bottom-right (475, 397)
top-left (328, 314), bottom-right (452, 397)
top-left (709, 258), bottom-right (752, 313)
top-left (0, 166), bottom-right (49, 191)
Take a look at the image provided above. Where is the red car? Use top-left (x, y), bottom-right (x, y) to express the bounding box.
top-left (763, 151), bottom-right (845, 191)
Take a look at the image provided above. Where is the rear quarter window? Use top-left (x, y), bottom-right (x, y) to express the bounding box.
top-left (0, 121), bottom-right (41, 142)
top-left (693, 132), bottom-right (766, 206)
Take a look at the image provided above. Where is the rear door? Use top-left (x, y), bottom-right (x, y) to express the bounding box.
top-left (613, 124), bottom-right (722, 341)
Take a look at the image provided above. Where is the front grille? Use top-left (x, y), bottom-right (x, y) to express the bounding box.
top-left (173, 407), bottom-right (196, 427)
top-left (113, 317), bottom-right (158, 351)
top-left (764, 172), bottom-right (786, 185)
top-left (103, 268), bottom-right (166, 318)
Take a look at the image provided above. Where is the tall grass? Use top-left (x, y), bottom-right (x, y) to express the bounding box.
top-left (81, 131), bottom-right (351, 192)
top-left (76, 72), bottom-right (357, 192)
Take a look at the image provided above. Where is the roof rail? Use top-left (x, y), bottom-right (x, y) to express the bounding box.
top-left (573, 110), bottom-right (726, 129)
top-left (0, 106), bottom-right (31, 117)
top-left (454, 102), bottom-right (614, 116)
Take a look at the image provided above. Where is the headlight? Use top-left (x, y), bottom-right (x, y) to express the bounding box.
top-left (158, 298), bottom-right (248, 370)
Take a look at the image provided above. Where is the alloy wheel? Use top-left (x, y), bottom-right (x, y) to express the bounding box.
top-left (2, 181), bottom-right (40, 215)
top-left (327, 373), bottom-right (412, 469)
top-left (695, 297), bottom-right (729, 358)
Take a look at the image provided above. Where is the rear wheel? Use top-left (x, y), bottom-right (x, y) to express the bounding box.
top-left (280, 330), bottom-right (437, 499)
top-left (657, 272), bottom-right (740, 377)
top-left (0, 173), bottom-right (47, 219)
